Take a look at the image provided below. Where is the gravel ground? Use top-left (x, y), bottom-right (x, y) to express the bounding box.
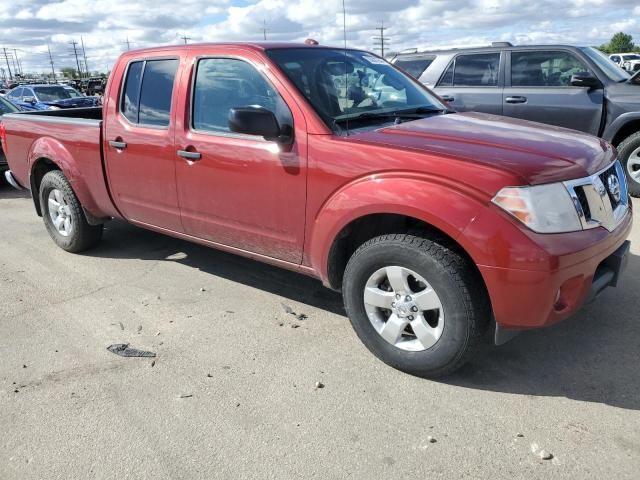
top-left (1, 179), bottom-right (639, 479)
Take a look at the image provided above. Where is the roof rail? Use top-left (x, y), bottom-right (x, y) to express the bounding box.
top-left (399, 48), bottom-right (418, 54)
top-left (491, 42), bottom-right (513, 47)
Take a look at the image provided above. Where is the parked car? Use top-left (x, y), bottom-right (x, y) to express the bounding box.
top-left (1, 42), bottom-right (632, 377)
top-left (609, 53), bottom-right (640, 72)
top-left (6, 84), bottom-right (100, 110)
top-left (391, 43), bottom-right (640, 196)
top-left (0, 95), bottom-right (20, 172)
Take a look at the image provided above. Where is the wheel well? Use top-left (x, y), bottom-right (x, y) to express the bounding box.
top-left (611, 120), bottom-right (640, 147)
top-left (30, 158), bottom-right (60, 216)
top-left (326, 213), bottom-right (484, 292)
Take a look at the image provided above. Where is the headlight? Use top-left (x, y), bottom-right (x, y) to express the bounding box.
top-left (492, 183), bottom-right (582, 233)
top-left (47, 105), bottom-right (60, 110)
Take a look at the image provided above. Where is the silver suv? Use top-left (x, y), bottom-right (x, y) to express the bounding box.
top-left (391, 43), bottom-right (640, 196)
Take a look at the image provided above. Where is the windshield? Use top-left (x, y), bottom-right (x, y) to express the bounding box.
top-left (579, 47), bottom-right (630, 82)
top-left (622, 55), bottom-right (640, 61)
top-left (33, 86), bottom-right (74, 102)
top-left (0, 96), bottom-right (19, 114)
top-left (64, 87), bottom-right (82, 98)
top-left (266, 48), bottom-right (446, 132)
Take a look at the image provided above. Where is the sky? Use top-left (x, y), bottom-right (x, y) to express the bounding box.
top-left (0, 0), bottom-right (638, 75)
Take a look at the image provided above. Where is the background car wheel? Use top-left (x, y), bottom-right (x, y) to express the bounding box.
top-left (39, 170), bottom-right (103, 252)
top-left (618, 132), bottom-right (640, 197)
top-left (342, 234), bottom-right (490, 378)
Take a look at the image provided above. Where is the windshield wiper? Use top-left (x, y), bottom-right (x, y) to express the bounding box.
top-left (334, 106), bottom-right (448, 124)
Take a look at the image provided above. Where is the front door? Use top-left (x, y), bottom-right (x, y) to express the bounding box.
top-left (104, 58), bottom-right (183, 231)
top-left (174, 54), bottom-right (307, 263)
top-left (503, 50), bottom-right (604, 135)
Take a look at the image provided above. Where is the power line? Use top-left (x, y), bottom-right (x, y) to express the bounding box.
top-left (47, 44), bottom-right (56, 80)
top-left (372, 21), bottom-right (390, 58)
top-left (124, 37), bottom-right (131, 51)
top-left (180, 34), bottom-right (190, 45)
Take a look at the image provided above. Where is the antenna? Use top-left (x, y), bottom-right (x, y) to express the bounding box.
top-left (342, 0), bottom-right (349, 136)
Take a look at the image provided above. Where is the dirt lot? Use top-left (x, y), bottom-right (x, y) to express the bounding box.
top-left (1, 179), bottom-right (639, 479)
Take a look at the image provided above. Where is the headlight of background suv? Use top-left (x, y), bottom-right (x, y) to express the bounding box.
top-left (492, 183), bottom-right (582, 234)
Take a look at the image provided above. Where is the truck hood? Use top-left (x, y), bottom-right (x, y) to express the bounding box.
top-left (352, 112), bottom-right (615, 185)
top-left (44, 97), bottom-right (98, 108)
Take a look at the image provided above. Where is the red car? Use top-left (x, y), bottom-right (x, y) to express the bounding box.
top-left (1, 42), bottom-right (632, 377)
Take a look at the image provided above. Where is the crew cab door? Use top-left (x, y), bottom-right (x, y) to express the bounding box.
top-left (173, 52), bottom-right (307, 263)
top-left (503, 50), bottom-right (604, 135)
top-left (433, 52), bottom-right (504, 115)
top-left (104, 57), bottom-right (183, 231)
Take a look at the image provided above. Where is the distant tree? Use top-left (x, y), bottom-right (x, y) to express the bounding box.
top-left (61, 67), bottom-right (79, 79)
top-left (600, 32), bottom-right (635, 54)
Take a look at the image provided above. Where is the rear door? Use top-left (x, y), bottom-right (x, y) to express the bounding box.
top-left (503, 49), bottom-right (603, 135)
top-left (173, 51), bottom-right (308, 263)
top-left (104, 57), bottom-right (183, 230)
top-left (432, 51), bottom-right (504, 115)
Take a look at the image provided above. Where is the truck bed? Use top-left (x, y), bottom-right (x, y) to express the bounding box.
top-left (2, 107), bottom-right (119, 219)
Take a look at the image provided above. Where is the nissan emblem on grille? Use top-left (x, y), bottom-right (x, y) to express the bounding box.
top-left (607, 174), bottom-right (621, 203)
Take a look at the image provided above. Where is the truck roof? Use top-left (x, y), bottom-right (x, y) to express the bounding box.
top-left (124, 41), bottom-right (340, 56)
top-left (395, 44), bottom-right (589, 56)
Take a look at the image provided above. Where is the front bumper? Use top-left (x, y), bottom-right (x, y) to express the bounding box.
top-left (466, 205), bottom-right (633, 331)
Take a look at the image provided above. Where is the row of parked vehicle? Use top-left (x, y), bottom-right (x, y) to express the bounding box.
top-left (391, 42), bottom-right (640, 196)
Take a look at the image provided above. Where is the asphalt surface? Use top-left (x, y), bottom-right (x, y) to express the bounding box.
top-left (1, 178), bottom-right (639, 479)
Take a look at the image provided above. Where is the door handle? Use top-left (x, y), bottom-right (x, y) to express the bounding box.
top-left (441, 95), bottom-right (455, 102)
top-left (177, 150), bottom-right (202, 161)
top-left (109, 140), bottom-right (127, 149)
top-left (505, 96), bottom-right (527, 104)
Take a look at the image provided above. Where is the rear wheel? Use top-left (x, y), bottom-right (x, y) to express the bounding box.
top-left (39, 170), bottom-right (103, 252)
top-left (618, 132), bottom-right (640, 197)
top-left (342, 234), bottom-right (490, 378)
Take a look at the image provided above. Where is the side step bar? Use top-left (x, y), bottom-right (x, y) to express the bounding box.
top-left (4, 170), bottom-right (24, 190)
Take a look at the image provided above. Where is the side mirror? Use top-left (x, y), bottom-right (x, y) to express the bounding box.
top-left (228, 106), bottom-right (292, 144)
top-left (570, 73), bottom-right (602, 89)
top-left (23, 96), bottom-right (36, 104)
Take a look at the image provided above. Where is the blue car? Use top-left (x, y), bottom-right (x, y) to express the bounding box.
top-left (6, 84), bottom-right (99, 110)
top-left (0, 95), bottom-right (21, 171)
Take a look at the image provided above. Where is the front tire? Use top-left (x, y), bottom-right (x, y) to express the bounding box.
top-left (342, 234), bottom-right (490, 378)
top-left (39, 170), bottom-right (103, 252)
top-left (618, 132), bottom-right (640, 197)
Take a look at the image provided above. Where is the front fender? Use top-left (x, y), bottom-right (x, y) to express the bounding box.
top-left (307, 173), bottom-right (489, 282)
top-left (602, 112), bottom-right (640, 143)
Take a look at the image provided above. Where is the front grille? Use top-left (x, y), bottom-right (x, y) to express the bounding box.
top-left (563, 160), bottom-right (629, 232)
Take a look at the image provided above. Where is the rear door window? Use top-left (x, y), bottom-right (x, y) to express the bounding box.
top-left (437, 53), bottom-right (500, 87)
top-left (394, 56), bottom-right (435, 79)
top-left (121, 59), bottom-right (178, 127)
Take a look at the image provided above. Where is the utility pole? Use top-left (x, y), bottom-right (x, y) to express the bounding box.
top-left (70, 40), bottom-right (83, 79)
top-left (2, 48), bottom-right (12, 81)
top-left (47, 44), bottom-right (56, 81)
top-left (261, 20), bottom-right (268, 40)
top-left (124, 37), bottom-right (131, 51)
top-left (180, 34), bottom-right (190, 45)
top-left (13, 49), bottom-right (22, 76)
top-left (81, 36), bottom-right (90, 77)
top-left (372, 21), bottom-right (390, 58)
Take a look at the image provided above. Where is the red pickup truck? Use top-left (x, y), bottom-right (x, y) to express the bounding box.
top-left (1, 42), bottom-right (632, 377)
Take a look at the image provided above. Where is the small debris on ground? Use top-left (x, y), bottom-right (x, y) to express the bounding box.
top-left (150, 360), bottom-right (156, 368)
top-left (179, 394), bottom-right (193, 399)
top-left (207, 373), bottom-right (213, 378)
top-left (516, 433), bottom-right (524, 438)
top-left (539, 450), bottom-right (553, 460)
top-left (278, 322), bottom-right (284, 327)
top-left (200, 287), bottom-right (206, 292)
top-left (107, 344), bottom-right (156, 358)
top-left (291, 324), bottom-right (300, 329)
top-left (281, 303), bottom-right (308, 322)
top-left (136, 325), bottom-right (143, 334)
top-left (22, 365), bottom-right (27, 369)
top-left (222, 365), bottom-right (231, 370)
top-left (226, 310), bottom-right (235, 314)
top-left (314, 381), bottom-right (324, 389)
top-left (154, 331), bottom-right (161, 336)
top-left (236, 402), bottom-right (240, 407)
top-left (427, 436), bottom-right (437, 443)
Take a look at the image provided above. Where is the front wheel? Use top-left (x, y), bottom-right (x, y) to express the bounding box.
top-left (618, 132), bottom-right (640, 197)
top-left (342, 234), bottom-right (490, 378)
top-left (39, 170), bottom-right (103, 253)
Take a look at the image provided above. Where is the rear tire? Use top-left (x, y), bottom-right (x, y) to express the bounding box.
top-left (618, 132), bottom-right (640, 197)
top-left (342, 234), bottom-right (490, 378)
top-left (39, 170), bottom-right (103, 253)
